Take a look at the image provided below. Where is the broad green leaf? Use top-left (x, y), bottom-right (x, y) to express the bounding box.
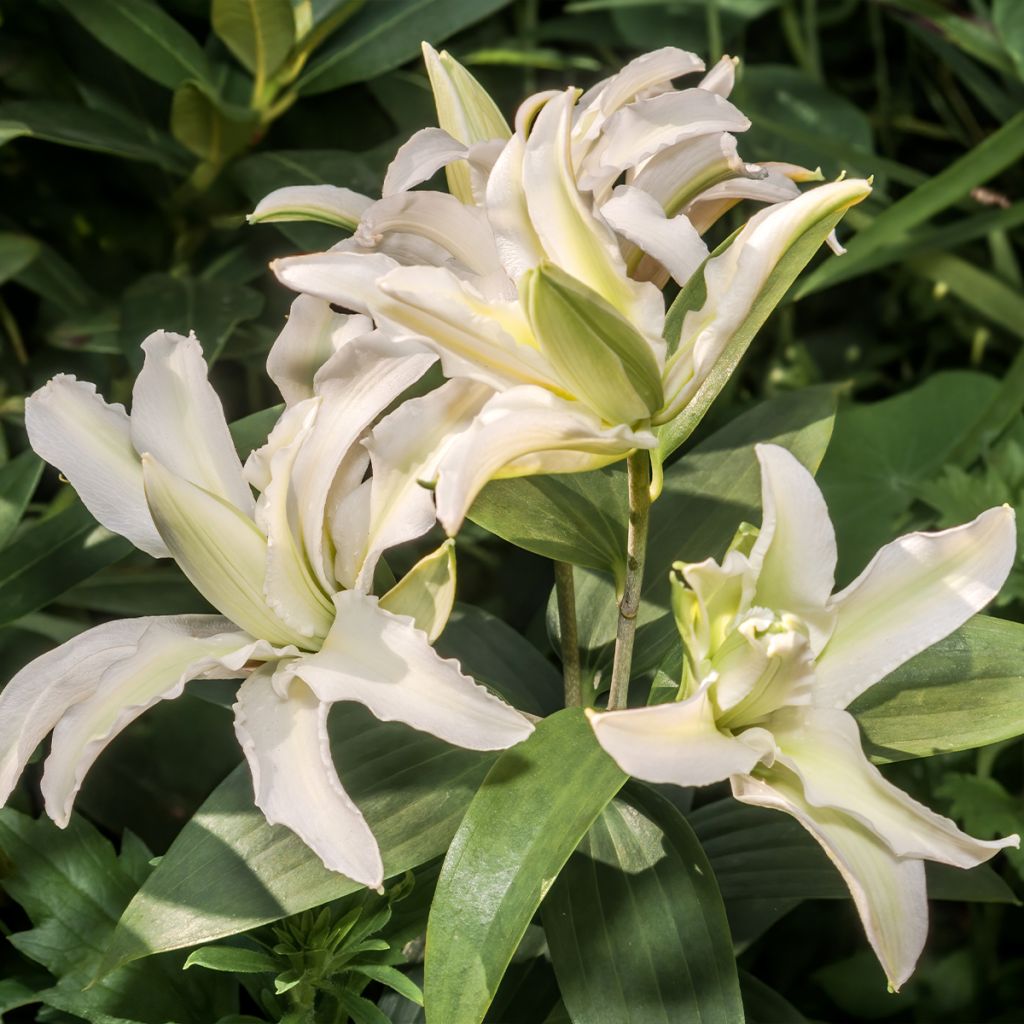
top-left (0, 233), bottom-right (40, 285)
top-left (995, 0), bottom-right (1024, 79)
top-left (816, 371), bottom-right (997, 583)
top-left (0, 809), bottom-right (232, 1023)
top-left (184, 945), bottom-right (279, 974)
top-left (0, 100), bottom-right (190, 172)
top-left (230, 403), bottom-right (286, 456)
top-left (296, 0), bottom-right (513, 94)
top-left (469, 467), bottom-right (628, 590)
top-left (851, 616), bottom-right (1024, 762)
top-left (797, 109), bottom-right (1024, 298)
top-left (739, 972), bottom-right (806, 1024)
top-left (435, 604), bottom-right (563, 716)
top-left (543, 787), bottom-right (743, 1024)
top-left (937, 772), bottom-right (1024, 883)
top-left (656, 205), bottom-right (851, 460)
top-left (52, 0), bottom-right (217, 90)
top-left (561, 387), bottom-right (837, 688)
top-left (0, 451), bottom-right (43, 549)
top-left (0, 502), bottom-right (131, 628)
top-left (690, 798), bottom-right (1017, 906)
top-left (171, 83), bottom-right (258, 165)
top-left (120, 272), bottom-right (264, 365)
top-left (212, 0), bottom-right (296, 85)
top-left (424, 709), bottom-right (626, 1024)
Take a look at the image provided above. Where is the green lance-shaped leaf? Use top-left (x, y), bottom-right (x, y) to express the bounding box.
top-left (212, 0), bottom-right (296, 89)
top-left (543, 786), bottom-right (744, 1024)
top-left (522, 261), bottom-right (664, 424)
top-left (424, 708), bottom-right (627, 1024)
top-left (52, 0), bottom-right (217, 91)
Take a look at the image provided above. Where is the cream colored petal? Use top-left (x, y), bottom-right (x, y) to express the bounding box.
top-left (733, 770), bottom-right (927, 992)
top-left (379, 540), bottom-right (457, 642)
top-left (684, 169), bottom-right (802, 234)
top-left (749, 444), bottom-right (837, 650)
top-left (699, 55), bottom-right (739, 97)
top-left (142, 455), bottom-right (307, 648)
top-left (815, 505), bottom-right (1017, 708)
top-left (770, 706), bottom-right (1019, 867)
top-left (132, 331), bottom-right (254, 515)
top-left (383, 126), bottom-right (468, 196)
top-left (485, 131), bottom-right (545, 282)
top-left (234, 667), bottom-right (383, 887)
top-left (601, 185), bottom-right (709, 286)
top-left (42, 619), bottom-right (275, 826)
top-left (588, 689), bottom-right (774, 786)
top-left (249, 185), bottom-right (373, 230)
top-left (24, 376), bottom-right (167, 558)
top-left (433, 386), bottom-right (654, 534)
top-left (287, 590), bottom-right (533, 749)
top-left (272, 250), bottom-right (400, 316)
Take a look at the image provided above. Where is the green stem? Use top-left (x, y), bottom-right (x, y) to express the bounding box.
top-left (607, 452), bottom-right (651, 711)
top-left (554, 561), bottom-right (582, 707)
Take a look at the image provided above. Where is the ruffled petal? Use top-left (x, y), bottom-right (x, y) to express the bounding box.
top-left (24, 376), bottom-right (168, 558)
top-left (285, 590), bottom-right (534, 749)
top-left (769, 706), bottom-right (1019, 867)
top-left (383, 126), bottom-right (468, 196)
top-left (131, 331), bottom-right (254, 515)
top-left (273, 250), bottom-right (400, 317)
top-left (41, 618), bottom-right (277, 825)
top-left (588, 688), bottom-right (774, 786)
top-left (815, 505), bottom-right (1017, 708)
top-left (249, 185), bottom-right (373, 230)
top-left (234, 666), bottom-right (383, 887)
top-left (733, 769), bottom-right (927, 992)
top-left (433, 386), bottom-right (655, 534)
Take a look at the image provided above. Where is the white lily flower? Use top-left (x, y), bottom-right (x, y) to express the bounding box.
top-left (3, 331), bottom-right (533, 889)
top-left (588, 444), bottom-right (1019, 989)
top-left (260, 46), bottom-right (869, 533)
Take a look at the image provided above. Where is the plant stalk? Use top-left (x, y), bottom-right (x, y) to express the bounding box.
top-left (607, 451), bottom-right (651, 711)
top-left (554, 561), bottom-right (582, 707)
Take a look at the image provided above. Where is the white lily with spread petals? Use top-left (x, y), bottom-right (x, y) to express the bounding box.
top-left (1, 330), bottom-right (532, 889)
top-left (261, 45), bottom-right (871, 533)
top-left (588, 443), bottom-right (1018, 989)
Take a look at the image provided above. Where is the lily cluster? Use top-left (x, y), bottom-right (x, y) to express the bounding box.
top-left (0, 42), bottom-right (1016, 993)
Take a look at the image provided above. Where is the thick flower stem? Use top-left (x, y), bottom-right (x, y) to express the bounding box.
top-left (607, 451), bottom-right (651, 711)
top-left (554, 561), bottom-right (582, 707)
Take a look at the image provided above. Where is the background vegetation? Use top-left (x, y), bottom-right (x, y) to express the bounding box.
top-left (1, 0), bottom-right (1023, 1021)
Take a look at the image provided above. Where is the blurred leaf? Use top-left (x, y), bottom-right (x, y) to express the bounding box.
top-left (212, 0), bottom-right (296, 84)
top-left (230, 403), bottom-right (285, 455)
top-left (120, 272), bottom-right (264, 364)
top-left (937, 772), bottom-right (1024, 882)
top-left (0, 451), bottom-right (43, 550)
top-left (52, 0), bottom-right (218, 91)
top-left (171, 82), bottom-right (258, 163)
top-left (543, 786), bottom-right (744, 1024)
top-left (994, 0), bottom-right (1024, 80)
top-left (0, 809), bottom-right (231, 1023)
top-left (739, 972), bottom-right (806, 1024)
top-left (0, 233), bottom-right (41, 285)
top-left (296, 0), bottom-right (514, 95)
top-left (852, 616), bottom-right (1024, 763)
top-left (816, 372), bottom-right (997, 583)
top-left (0, 502), bottom-right (131, 628)
top-left (0, 100), bottom-right (189, 171)
top-left (12, 241), bottom-right (97, 314)
top-left (424, 709), bottom-right (626, 1024)
top-left (60, 564), bottom-right (211, 615)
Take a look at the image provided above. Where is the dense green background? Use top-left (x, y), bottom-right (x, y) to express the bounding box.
top-left (1, 1), bottom-right (1023, 1021)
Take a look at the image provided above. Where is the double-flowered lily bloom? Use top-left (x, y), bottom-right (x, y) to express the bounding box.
top-left (589, 443), bottom-right (1018, 988)
top-left (254, 45), bottom-right (871, 532)
top-left (0, 329), bottom-right (532, 888)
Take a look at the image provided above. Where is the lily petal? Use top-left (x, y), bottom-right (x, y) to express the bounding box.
top-left (486, 131), bottom-right (545, 281)
top-left (131, 331), bottom-right (254, 515)
top-left (601, 185), bottom-right (709, 287)
top-left (770, 706), bottom-right (1019, 867)
top-left (356, 378), bottom-right (493, 589)
top-left (273, 250), bottom-right (400, 317)
top-left (42, 618), bottom-right (276, 826)
top-left (749, 444), bottom-right (837, 650)
top-left (588, 688), bottom-right (774, 786)
top-left (234, 666), bottom-right (383, 886)
top-left (815, 505), bottom-right (1017, 708)
top-left (24, 376), bottom-right (168, 558)
top-left (286, 590), bottom-right (533, 749)
top-left (379, 540), bottom-right (457, 642)
top-left (268, 295), bottom-right (373, 406)
top-left (142, 455), bottom-right (307, 648)
top-left (699, 55), bottom-right (739, 97)
top-left (383, 126), bottom-right (468, 196)
top-left (249, 185), bottom-right (373, 231)
top-left (684, 169), bottom-right (801, 234)
top-left (434, 386), bottom-right (655, 534)
top-left (733, 769), bottom-right (927, 992)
